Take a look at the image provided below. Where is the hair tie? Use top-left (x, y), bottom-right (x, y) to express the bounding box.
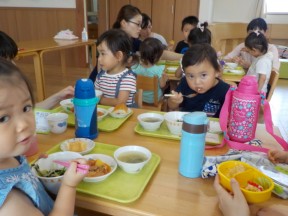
top-left (254, 30), bottom-right (260, 36)
top-left (197, 22), bottom-right (204, 32)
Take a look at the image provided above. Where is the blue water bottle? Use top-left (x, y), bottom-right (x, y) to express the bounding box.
top-left (73, 78), bottom-right (99, 139)
top-left (179, 112), bottom-right (209, 178)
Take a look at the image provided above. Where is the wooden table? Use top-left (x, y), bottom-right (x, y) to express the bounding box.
top-left (17, 39), bottom-right (97, 101)
top-left (30, 108), bottom-right (287, 216)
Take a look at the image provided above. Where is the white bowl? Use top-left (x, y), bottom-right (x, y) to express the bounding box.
top-left (137, 112), bottom-right (164, 131)
top-left (114, 145), bottom-right (152, 174)
top-left (60, 98), bottom-right (74, 113)
top-left (83, 154), bottom-right (117, 182)
top-left (108, 107), bottom-right (132, 118)
top-left (97, 107), bottom-right (109, 121)
top-left (95, 89), bottom-right (103, 99)
top-left (229, 69), bottom-right (243, 74)
top-left (60, 138), bottom-right (95, 155)
top-left (225, 62), bottom-right (238, 69)
top-left (31, 151), bottom-right (82, 194)
top-left (46, 113), bottom-right (68, 134)
top-left (164, 111), bottom-right (189, 136)
top-left (166, 66), bottom-right (178, 73)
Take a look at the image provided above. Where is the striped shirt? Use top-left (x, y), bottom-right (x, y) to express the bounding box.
top-left (95, 69), bottom-right (136, 106)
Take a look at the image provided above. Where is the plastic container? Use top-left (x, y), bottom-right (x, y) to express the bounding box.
top-left (81, 27), bottom-right (88, 41)
top-left (73, 78), bottom-right (99, 139)
top-left (217, 161), bottom-right (274, 203)
top-left (179, 112), bottom-right (209, 178)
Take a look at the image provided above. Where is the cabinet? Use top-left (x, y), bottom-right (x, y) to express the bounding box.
top-left (98, 0), bottom-right (199, 42)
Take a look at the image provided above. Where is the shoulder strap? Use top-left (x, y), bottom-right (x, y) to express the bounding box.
top-left (115, 70), bottom-right (136, 97)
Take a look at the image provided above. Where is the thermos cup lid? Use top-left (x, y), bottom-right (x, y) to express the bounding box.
top-left (237, 75), bottom-right (258, 94)
top-left (75, 78), bottom-right (95, 99)
top-left (182, 112), bottom-right (208, 134)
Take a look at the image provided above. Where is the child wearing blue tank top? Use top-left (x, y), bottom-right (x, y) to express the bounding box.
top-left (0, 59), bottom-right (87, 215)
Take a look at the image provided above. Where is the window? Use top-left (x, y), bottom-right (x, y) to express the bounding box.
top-left (266, 0), bottom-right (288, 14)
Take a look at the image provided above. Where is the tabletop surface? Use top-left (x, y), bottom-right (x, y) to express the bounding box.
top-left (31, 108), bottom-right (287, 216)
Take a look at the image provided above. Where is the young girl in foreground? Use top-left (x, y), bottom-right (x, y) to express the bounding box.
top-left (0, 58), bottom-right (87, 215)
top-left (131, 38), bottom-right (168, 104)
top-left (168, 44), bottom-right (230, 118)
top-left (95, 29), bottom-right (137, 107)
top-left (245, 31), bottom-right (272, 93)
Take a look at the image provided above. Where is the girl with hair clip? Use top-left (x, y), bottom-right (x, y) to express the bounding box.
top-left (131, 38), bottom-right (169, 104)
top-left (175, 22), bottom-right (212, 78)
top-left (0, 58), bottom-right (87, 215)
top-left (95, 29), bottom-right (137, 107)
top-left (245, 31), bottom-right (272, 93)
top-left (168, 44), bottom-right (230, 117)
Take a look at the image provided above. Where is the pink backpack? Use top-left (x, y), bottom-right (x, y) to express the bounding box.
top-left (219, 75), bottom-right (288, 153)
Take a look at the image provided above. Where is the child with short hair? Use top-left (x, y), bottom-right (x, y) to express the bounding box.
top-left (174, 16), bottom-right (199, 54)
top-left (131, 37), bottom-right (168, 104)
top-left (95, 29), bottom-right (137, 107)
top-left (175, 22), bottom-right (212, 78)
top-left (168, 44), bottom-right (230, 118)
top-left (0, 58), bottom-right (87, 215)
top-left (245, 31), bottom-right (272, 93)
top-left (0, 30), bottom-right (74, 109)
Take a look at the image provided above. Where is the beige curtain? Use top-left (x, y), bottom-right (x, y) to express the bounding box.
top-left (255, 0), bottom-right (267, 18)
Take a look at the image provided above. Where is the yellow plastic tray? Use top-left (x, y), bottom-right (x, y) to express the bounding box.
top-left (134, 117), bottom-right (223, 145)
top-left (45, 142), bottom-right (161, 203)
top-left (52, 105), bottom-right (133, 132)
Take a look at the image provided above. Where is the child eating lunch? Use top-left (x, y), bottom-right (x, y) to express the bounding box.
top-left (168, 44), bottom-right (230, 117)
top-left (0, 58), bottom-right (87, 215)
top-left (94, 29), bottom-right (137, 107)
top-left (131, 37), bottom-right (168, 104)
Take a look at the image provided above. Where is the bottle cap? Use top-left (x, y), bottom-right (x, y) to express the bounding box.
top-left (74, 78), bottom-right (95, 99)
top-left (237, 75), bottom-right (258, 94)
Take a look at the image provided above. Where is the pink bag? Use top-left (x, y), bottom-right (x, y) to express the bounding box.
top-left (219, 75), bottom-right (288, 153)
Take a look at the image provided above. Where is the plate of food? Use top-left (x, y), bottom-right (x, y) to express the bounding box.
top-left (97, 107), bottom-right (109, 121)
top-left (60, 138), bottom-right (95, 155)
top-left (108, 104), bottom-right (132, 118)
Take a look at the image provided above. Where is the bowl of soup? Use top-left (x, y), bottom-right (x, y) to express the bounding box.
top-left (137, 112), bottom-right (164, 131)
top-left (114, 145), bottom-right (152, 174)
top-left (164, 111), bottom-right (189, 136)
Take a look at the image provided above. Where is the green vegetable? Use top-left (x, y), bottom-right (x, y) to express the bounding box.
top-left (254, 177), bottom-right (271, 190)
top-left (32, 164), bottom-right (66, 177)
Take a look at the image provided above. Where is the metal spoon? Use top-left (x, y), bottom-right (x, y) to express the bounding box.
top-left (164, 93), bottom-right (197, 98)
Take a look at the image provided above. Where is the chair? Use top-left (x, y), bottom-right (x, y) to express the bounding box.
top-left (136, 75), bottom-right (164, 111)
top-left (135, 89), bottom-right (143, 109)
top-left (266, 70), bottom-right (279, 101)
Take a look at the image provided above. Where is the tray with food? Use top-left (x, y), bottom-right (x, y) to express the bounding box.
top-left (33, 141), bottom-right (160, 203)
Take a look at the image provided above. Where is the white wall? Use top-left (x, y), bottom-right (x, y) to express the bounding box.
top-left (199, 0), bottom-right (288, 24)
top-left (0, 0), bottom-right (76, 8)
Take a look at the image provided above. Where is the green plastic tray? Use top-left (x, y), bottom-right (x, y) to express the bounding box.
top-left (223, 66), bottom-right (245, 76)
top-left (52, 105), bottom-right (133, 132)
top-left (45, 142), bottom-right (161, 203)
top-left (134, 117), bottom-right (223, 145)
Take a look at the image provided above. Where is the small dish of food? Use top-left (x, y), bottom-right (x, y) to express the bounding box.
top-left (60, 98), bottom-right (74, 113)
top-left (60, 138), bottom-right (95, 155)
top-left (108, 104), bottom-right (132, 118)
top-left (166, 66), bottom-right (178, 73)
top-left (114, 145), bottom-right (151, 174)
top-left (31, 151), bottom-right (82, 194)
top-left (97, 107), bottom-right (109, 121)
top-left (229, 69), bottom-right (244, 75)
top-left (225, 62), bottom-right (238, 70)
top-left (164, 111), bottom-right (189, 136)
top-left (137, 112), bottom-right (164, 131)
top-left (83, 154), bottom-right (117, 182)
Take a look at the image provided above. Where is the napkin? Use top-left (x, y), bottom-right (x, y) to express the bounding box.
top-left (54, 29), bottom-right (78, 40)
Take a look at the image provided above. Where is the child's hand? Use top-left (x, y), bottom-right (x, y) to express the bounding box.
top-left (169, 90), bottom-right (184, 104)
top-left (162, 73), bottom-right (169, 83)
top-left (257, 204), bottom-right (287, 216)
top-left (56, 86), bottom-right (74, 101)
top-left (213, 175), bottom-right (249, 216)
top-left (62, 158), bottom-right (88, 188)
top-left (268, 149), bottom-right (288, 164)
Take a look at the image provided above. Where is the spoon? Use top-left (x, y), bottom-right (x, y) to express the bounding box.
top-left (164, 93), bottom-right (197, 98)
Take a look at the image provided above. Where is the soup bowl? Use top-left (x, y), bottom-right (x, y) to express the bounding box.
top-left (164, 111), bottom-right (189, 136)
top-left (114, 145), bottom-right (152, 174)
top-left (137, 112), bottom-right (164, 131)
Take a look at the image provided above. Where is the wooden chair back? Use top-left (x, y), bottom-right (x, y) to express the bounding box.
top-left (267, 70), bottom-right (279, 101)
top-left (135, 89), bottom-right (143, 109)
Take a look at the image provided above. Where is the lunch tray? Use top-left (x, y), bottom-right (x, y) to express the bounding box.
top-left (134, 117), bottom-right (223, 145)
top-left (223, 66), bottom-right (245, 76)
top-left (45, 142), bottom-right (161, 203)
top-left (52, 105), bottom-right (133, 132)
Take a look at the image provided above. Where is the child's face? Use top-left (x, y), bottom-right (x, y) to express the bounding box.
top-left (121, 14), bottom-right (143, 39)
top-left (140, 21), bottom-right (152, 39)
top-left (246, 47), bottom-right (262, 57)
top-left (97, 41), bottom-right (124, 74)
top-left (0, 81), bottom-right (35, 160)
top-left (184, 60), bottom-right (220, 94)
top-left (182, 24), bottom-right (195, 42)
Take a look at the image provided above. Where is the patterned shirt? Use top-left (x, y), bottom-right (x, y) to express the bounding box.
top-left (95, 69), bottom-right (136, 106)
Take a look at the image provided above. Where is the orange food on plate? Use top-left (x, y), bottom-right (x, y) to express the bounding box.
top-left (113, 104), bottom-right (128, 115)
top-left (97, 111), bottom-right (104, 117)
top-left (87, 159), bottom-right (111, 177)
top-left (67, 141), bottom-right (87, 152)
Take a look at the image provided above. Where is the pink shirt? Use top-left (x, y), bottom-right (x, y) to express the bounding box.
top-left (225, 43), bottom-right (280, 71)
